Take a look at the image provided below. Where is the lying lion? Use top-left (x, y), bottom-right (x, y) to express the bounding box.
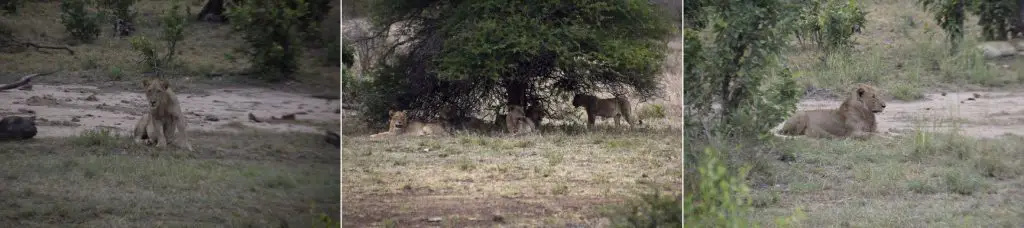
top-left (774, 84), bottom-right (889, 140)
top-left (369, 110), bottom-right (449, 138)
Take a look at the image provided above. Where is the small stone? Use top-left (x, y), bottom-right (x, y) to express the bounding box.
top-left (71, 116), bottom-right (80, 122)
top-left (973, 93), bottom-right (982, 98)
top-left (967, 98), bottom-right (976, 101)
top-left (17, 108), bottom-right (33, 114)
top-left (204, 115), bottom-right (219, 121)
top-left (84, 94), bottom-right (99, 101)
top-left (941, 92), bottom-right (947, 96)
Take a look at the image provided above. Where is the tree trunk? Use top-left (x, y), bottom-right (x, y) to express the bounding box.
top-left (504, 80), bottom-right (526, 108)
top-left (1017, 0), bottom-right (1024, 38)
top-left (197, 0), bottom-right (227, 23)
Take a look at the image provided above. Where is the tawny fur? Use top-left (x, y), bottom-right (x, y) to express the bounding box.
top-left (774, 84), bottom-right (889, 140)
top-left (505, 105), bottom-right (536, 135)
top-left (572, 94), bottom-right (638, 128)
top-left (369, 110), bottom-right (449, 137)
top-left (133, 78), bottom-right (194, 151)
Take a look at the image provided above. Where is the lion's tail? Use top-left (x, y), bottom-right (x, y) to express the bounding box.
top-left (614, 96), bottom-right (639, 125)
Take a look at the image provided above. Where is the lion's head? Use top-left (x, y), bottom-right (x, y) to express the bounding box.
top-left (571, 94), bottom-right (590, 108)
top-left (387, 110), bottom-right (410, 130)
top-left (853, 84), bottom-right (886, 113)
top-left (142, 78), bottom-right (172, 109)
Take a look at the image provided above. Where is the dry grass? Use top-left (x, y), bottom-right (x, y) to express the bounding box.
top-left (342, 126), bottom-right (682, 227)
top-left (0, 129), bottom-right (339, 227)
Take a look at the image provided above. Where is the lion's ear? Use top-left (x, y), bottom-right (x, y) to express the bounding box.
top-left (142, 79), bottom-right (150, 88)
top-left (388, 110), bottom-right (395, 115)
top-left (159, 80), bottom-right (170, 90)
top-left (857, 87), bottom-right (866, 97)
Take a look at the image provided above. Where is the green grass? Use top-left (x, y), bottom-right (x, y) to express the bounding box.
top-left (0, 129), bottom-right (339, 227)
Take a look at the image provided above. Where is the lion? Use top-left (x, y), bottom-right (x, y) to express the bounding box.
top-left (133, 78), bottom-right (195, 151)
top-left (0, 116), bottom-right (37, 140)
top-left (505, 105), bottom-right (536, 135)
top-left (774, 84), bottom-right (889, 140)
top-left (572, 94), bottom-right (637, 127)
top-left (369, 110), bottom-right (450, 137)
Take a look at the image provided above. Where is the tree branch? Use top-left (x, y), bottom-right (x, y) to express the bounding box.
top-left (0, 71), bottom-right (55, 91)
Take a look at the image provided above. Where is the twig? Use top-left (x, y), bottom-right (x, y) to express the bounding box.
top-left (0, 71), bottom-right (56, 91)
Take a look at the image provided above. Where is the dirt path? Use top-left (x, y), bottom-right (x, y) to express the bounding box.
top-left (796, 91), bottom-right (1024, 138)
top-left (0, 84), bottom-right (339, 138)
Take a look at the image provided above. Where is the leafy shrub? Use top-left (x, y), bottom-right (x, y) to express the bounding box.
top-left (792, 0), bottom-right (868, 53)
top-left (225, 0), bottom-right (309, 81)
top-left (128, 0), bottom-right (187, 73)
top-left (60, 0), bottom-right (102, 43)
top-left (94, 0), bottom-right (137, 23)
top-left (684, 147), bottom-right (753, 227)
top-left (603, 186), bottom-right (681, 227)
top-left (1, 0), bottom-right (24, 14)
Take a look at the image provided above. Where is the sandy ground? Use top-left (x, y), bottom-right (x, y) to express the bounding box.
top-left (795, 91), bottom-right (1024, 138)
top-left (0, 83), bottom-right (340, 138)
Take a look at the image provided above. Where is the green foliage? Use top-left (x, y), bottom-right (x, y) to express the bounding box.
top-left (603, 186), bottom-right (681, 228)
top-left (792, 0), bottom-right (868, 52)
top-left (60, 0), bottom-right (102, 43)
top-left (225, 0), bottom-right (309, 81)
top-left (160, 0), bottom-right (187, 65)
top-left (684, 147), bottom-right (753, 227)
top-left (917, 0), bottom-right (967, 52)
top-left (364, 0), bottom-right (674, 126)
top-left (684, 0), bottom-right (801, 139)
top-left (972, 0), bottom-right (1017, 41)
top-left (130, 36), bottom-right (160, 71)
top-left (128, 0), bottom-right (187, 73)
top-left (94, 0), bottom-right (136, 22)
top-left (1, 0), bottom-right (23, 15)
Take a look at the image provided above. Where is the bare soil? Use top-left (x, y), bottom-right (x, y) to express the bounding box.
top-left (0, 82), bottom-right (339, 138)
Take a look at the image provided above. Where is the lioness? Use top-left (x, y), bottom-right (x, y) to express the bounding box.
top-left (505, 105), bottom-right (536, 135)
top-left (572, 94), bottom-right (637, 127)
top-left (774, 84), bottom-right (888, 140)
top-left (369, 110), bottom-right (449, 137)
top-left (133, 78), bottom-right (194, 151)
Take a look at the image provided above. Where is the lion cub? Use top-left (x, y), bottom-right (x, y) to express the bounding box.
top-left (133, 78), bottom-right (194, 151)
top-left (505, 105), bottom-right (536, 135)
top-left (369, 110), bottom-right (449, 137)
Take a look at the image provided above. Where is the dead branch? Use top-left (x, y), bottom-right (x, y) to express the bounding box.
top-left (0, 72), bottom-right (54, 91)
top-left (0, 36), bottom-right (75, 55)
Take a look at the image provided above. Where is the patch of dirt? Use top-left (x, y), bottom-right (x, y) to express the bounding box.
top-left (0, 84), bottom-right (339, 138)
top-left (342, 194), bottom-right (617, 227)
top-left (793, 91), bottom-right (1024, 138)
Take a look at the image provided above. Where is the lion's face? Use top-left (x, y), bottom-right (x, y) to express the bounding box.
top-left (388, 110), bottom-right (409, 130)
top-left (856, 85), bottom-right (887, 113)
top-left (142, 78), bottom-right (170, 108)
top-left (571, 94), bottom-right (584, 107)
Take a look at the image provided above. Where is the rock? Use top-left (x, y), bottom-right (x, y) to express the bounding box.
top-left (978, 41), bottom-right (1018, 59)
top-left (204, 115), bottom-right (219, 121)
top-left (84, 94), bottom-right (99, 101)
top-left (71, 116), bottom-right (80, 122)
